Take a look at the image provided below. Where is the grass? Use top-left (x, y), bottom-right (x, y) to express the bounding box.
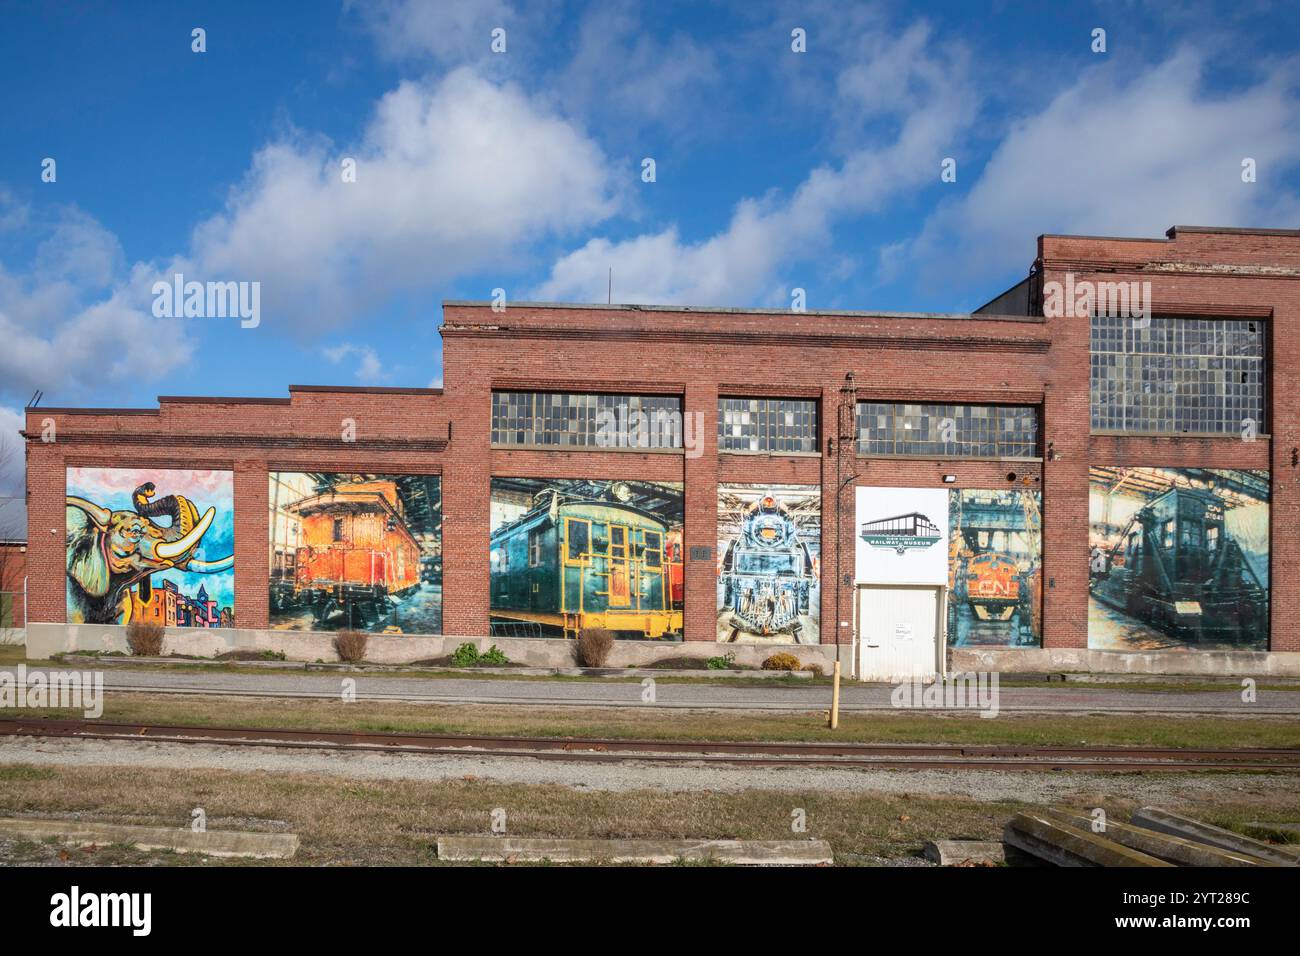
top-left (1, 760), bottom-right (1296, 866)
top-left (12, 693), bottom-right (1300, 749)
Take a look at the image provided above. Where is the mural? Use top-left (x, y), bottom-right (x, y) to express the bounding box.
top-left (948, 489), bottom-right (1041, 647)
top-left (269, 473), bottom-right (441, 634)
top-left (717, 484), bottom-right (820, 644)
top-left (1088, 467), bottom-right (1269, 651)
top-left (855, 487), bottom-right (950, 585)
top-left (66, 468), bottom-right (234, 626)
top-left (490, 478), bottom-right (683, 639)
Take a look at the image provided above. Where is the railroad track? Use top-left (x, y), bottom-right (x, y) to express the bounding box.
top-left (3, 718), bottom-right (1299, 772)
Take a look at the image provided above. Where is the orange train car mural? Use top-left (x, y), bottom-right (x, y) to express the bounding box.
top-left (269, 473), bottom-right (442, 633)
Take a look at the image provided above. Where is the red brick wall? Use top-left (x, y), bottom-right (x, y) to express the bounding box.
top-left (22, 226), bottom-right (1300, 653)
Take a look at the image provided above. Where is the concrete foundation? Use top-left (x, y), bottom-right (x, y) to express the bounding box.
top-left (949, 646), bottom-right (1300, 678)
top-left (24, 622), bottom-right (842, 670)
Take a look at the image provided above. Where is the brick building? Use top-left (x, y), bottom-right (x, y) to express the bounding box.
top-left (21, 226), bottom-right (1300, 675)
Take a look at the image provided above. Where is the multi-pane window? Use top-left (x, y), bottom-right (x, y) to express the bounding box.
top-left (1090, 316), bottom-right (1265, 434)
top-left (491, 391), bottom-right (683, 448)
top-left (718, 397), bottom-right (818, 453)
top-left (855, 403), bottom-right (1039, 458)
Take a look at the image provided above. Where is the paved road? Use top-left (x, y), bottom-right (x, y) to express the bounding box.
top-left (4, 666), bottom-right (1298, 715)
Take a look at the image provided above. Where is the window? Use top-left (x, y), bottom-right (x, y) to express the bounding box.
top-left (1090, 315), bottom-right (1265, 434)
top-left (718, 397), bottom-right (818, 453)
top-left (855, 402), bottom-right (1038, 458)
top-left (528, 529), bottom-right (541, 567)
top-left (491, 391), bottom-right (683, 448)
top-left (332, 518), bottom-right (345, 542)
top-left (566, 518), bottom-right (589, 560)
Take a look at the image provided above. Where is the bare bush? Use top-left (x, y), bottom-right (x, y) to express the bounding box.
top-left (334, 629), bottom-right (368, 663)
top-left (576, 628), bottom-right (615, 667)
top-left (125, 620), bottom-right (165, 657)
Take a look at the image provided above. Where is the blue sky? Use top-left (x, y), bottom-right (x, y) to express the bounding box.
top-left (1, 0), bottom-right (1298, 523)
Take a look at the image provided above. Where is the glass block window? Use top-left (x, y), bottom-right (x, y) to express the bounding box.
top-left (1090, 316), bottom-right (1265, 434)
top-left (718, 397), bottom-right (818, 453)
top-left (491, 391), bottom-right (683, 448)
top-left (855, 403), bottom-right (1039, 458)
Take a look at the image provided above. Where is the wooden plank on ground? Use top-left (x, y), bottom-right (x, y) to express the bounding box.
top-left (1003, 813), bottom-right (1173, 867)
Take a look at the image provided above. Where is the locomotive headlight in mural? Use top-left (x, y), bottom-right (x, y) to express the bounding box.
top-left (1088, 467), bottom-right (1268, 651)
top-left (66, 468), bottom-right (235, 627)
top-left (268, 473), bottom-right (442, 635)
top-left (717, 485), bottom-right (820, 644)
top-left (489, 478), bottom-right (684, 640)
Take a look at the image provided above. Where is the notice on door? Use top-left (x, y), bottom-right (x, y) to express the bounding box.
top-left (894, 622), bottom-right (914, 641)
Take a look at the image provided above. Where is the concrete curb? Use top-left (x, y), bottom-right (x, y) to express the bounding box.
top-left (923, 840), bottom-right (1005, 866)
top-left (0, 817), bottom-right (299, 859)
top-left (436, 837), bottom-right (832, 865)
top-left (59, 655), bottom-right (814, 680)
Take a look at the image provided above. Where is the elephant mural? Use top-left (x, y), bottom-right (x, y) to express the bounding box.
top-left (66, 471), bottom-right (235, 626)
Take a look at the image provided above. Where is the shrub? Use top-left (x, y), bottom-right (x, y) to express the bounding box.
top-left (576, 628), bottom-right (615, 667)
top-left (125, 620), bottom-right (165, 657)
top-left (761, 652), bottom-right (801, 672)
top-left (451, 642), bottom-right (481, 667)
top-left (478, 645), bottom-right (509, 666)
top-left (259, 649), bottom-right (287, 662)
top-left (706, 652), bottom-right (737, 670)
top-left (334, 629), bottom-right (368, 663)
top-left (801, 662), bottom-right (824, 677)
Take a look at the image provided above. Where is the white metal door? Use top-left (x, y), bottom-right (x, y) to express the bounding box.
top-left (855, 585), bottom-right (944, 682)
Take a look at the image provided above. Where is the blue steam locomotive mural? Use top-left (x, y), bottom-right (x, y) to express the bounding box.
top-left (490, 479), bottom-right (684, 640)
top-left (717, 485), bottom-right (820, 644)
top-left (1088, 467), bottom-right (1269, 650)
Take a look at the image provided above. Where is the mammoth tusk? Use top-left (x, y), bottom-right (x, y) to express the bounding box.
top-left (156, 507), bottom-right (215, 560)
top-left (67, 496), bottom-right (112, 528)
top-left (187, 555), bottom-right (234, 573)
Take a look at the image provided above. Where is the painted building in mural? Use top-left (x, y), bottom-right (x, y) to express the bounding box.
top-left (489, 479), bottom-right (684, 640)
top-left (269, 473), bottom-right (442, 634)
top-left (65, 468), bottom-right (234, 627)
top-left (1088, 467), bottom-right (1269, 651)
top-left (717, 484), bottom-right (820, 644)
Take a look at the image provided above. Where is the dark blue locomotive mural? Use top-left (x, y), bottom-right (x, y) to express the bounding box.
top-left (716, 485), bottom-right (820, 644)
top-left (1088, 467), bottom-right (1269, 650)
top-left (490, 479), bottom-right (684, 640)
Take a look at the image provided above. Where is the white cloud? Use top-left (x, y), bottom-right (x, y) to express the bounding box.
top-left (912, 50), bottom-right (1300, 282)
top-left (190, 68), bottom-right (618, 331)
top-left (323, 343), bottom-right (386, 383)
top-left (352, 0), bottom-right (525, 65)
top-left (533, 18), bottom-right (977, 306)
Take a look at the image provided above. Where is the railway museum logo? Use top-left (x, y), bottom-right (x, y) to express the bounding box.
top-left (891, 671), bottom-right (1000, 718)
top-left (861, 512), bottom-right (942, 555)
top-left (596, 405), bottom-right (705, 458)
top-left (50, 886), bottom-right (151, 936)
top-left (0, 664), bottom-right (103, 719)
top-left (1042, 272), bottom-right (1152, 325)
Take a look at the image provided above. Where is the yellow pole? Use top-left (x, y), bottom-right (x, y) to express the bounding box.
top-left (829, 660), bottom-right (841, 729)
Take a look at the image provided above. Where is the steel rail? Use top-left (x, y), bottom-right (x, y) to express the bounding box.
top-left (2, 718), bottom-right (1298, 773)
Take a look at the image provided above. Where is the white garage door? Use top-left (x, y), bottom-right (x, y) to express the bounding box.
top-left (856, 585), bottom-right (945, 682)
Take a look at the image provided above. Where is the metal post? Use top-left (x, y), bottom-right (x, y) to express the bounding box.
top-left (829, 660), bottom-right (841, 729)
